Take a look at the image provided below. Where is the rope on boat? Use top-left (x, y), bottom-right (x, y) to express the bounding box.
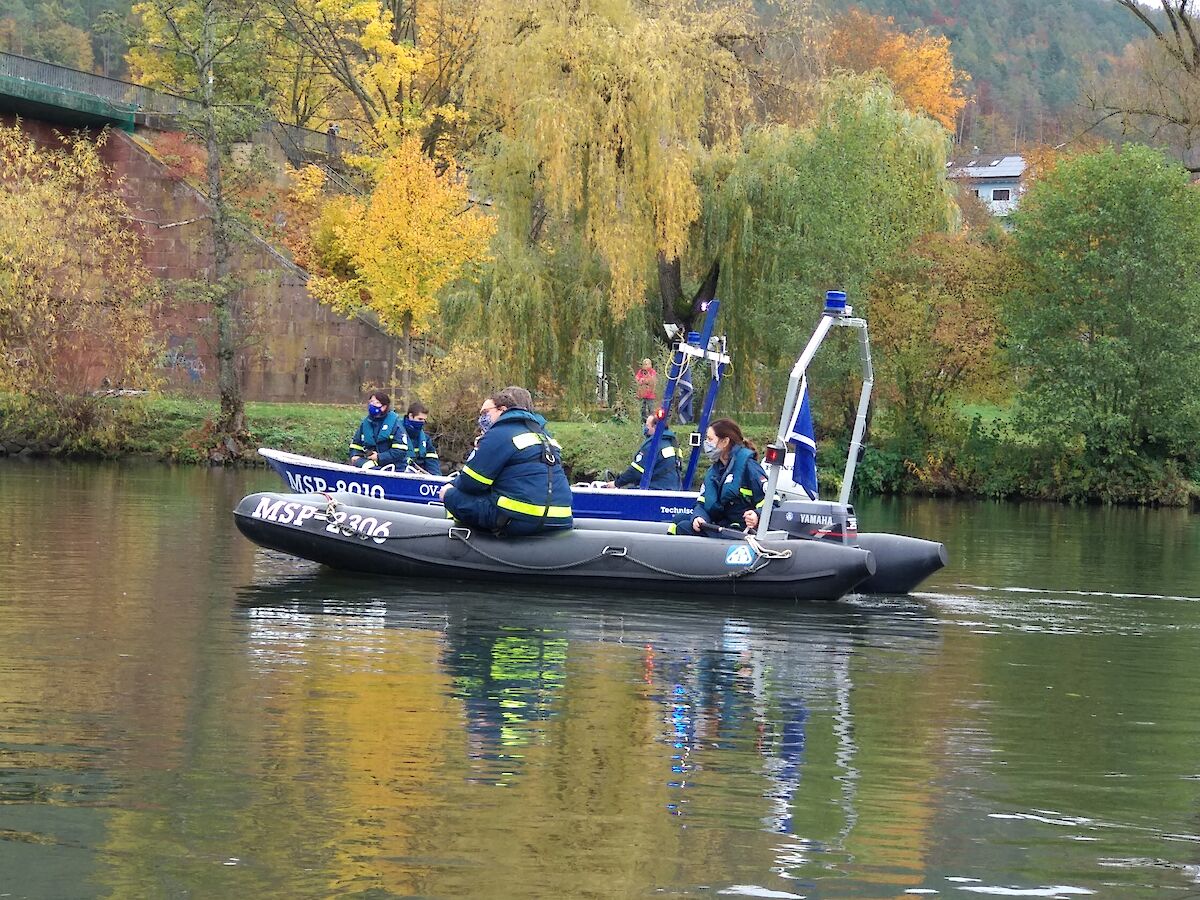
top-left (315, 493), bottom-right (794, 579)
top-left (315, 493), bottom-right (447, 541)
top-left (449, 529), bottom-right (790, 581)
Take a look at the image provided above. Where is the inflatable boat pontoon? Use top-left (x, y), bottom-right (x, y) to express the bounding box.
top-left (234, 490), bottom-right (877, 602)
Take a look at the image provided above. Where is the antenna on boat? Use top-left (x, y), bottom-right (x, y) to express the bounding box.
top-left (757, 291), bottom-right (874, 536)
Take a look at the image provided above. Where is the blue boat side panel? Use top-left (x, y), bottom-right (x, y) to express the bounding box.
top-left (261, 449), bottom-right (692, 520)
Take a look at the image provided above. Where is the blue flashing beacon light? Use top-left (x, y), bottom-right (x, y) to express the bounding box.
top-left (824, 289), bottom-right (847, 316)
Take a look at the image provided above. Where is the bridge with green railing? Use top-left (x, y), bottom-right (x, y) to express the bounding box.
top-left (0, 50), bottom-right (350, 165)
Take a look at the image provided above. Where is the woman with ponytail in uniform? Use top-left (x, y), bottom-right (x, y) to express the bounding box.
top-left (670, 418), bottom-right (767, 536)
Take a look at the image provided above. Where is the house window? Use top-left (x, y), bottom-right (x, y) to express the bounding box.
top-left (972, 189), bottom-right (980, 197)
top-left (992, 188), bottom-right (1011, 201)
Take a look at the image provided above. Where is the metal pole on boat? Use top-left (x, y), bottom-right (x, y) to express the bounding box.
top-left (680, 300), bottom-right (723, 488)
top-left (683, 338), bottom-right (726, 489)
top-left (757, 292), bottom-right (842, 536)
top-left (642, 300), bottom-right (721, 489)
top-left (840, 321), bottom-right (874, 507)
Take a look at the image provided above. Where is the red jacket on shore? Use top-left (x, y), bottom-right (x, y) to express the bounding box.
top-left (635, 364), bottom-right (658, 400)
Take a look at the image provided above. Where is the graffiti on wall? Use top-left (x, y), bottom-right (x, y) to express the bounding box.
top-left (162, 337), bottom-right (206, 383)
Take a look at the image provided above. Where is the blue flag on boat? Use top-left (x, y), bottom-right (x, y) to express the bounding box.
top-left (785, 377), bottom-right (818, 498)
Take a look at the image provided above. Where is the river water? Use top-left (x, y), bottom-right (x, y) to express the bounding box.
top-left (0, 460), bottom-right (1197, 898)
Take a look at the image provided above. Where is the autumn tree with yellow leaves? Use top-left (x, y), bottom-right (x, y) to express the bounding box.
top-left (826, 9), bottom-right (967, 130)
top-left (308, 139), bottom-right (495, 398)
top-left (0, 125), bottom-right (158, 397)
top-left (260, 0), bottom-right (477, 152)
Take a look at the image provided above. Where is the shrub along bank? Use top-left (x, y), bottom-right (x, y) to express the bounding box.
top-left (1, 394), bottom-right (1196, 505)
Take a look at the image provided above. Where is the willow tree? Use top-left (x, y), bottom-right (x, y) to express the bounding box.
top-left (470, 1), bottom-right (802, 313)
top-left (697, 73), bottom-right (956, 420)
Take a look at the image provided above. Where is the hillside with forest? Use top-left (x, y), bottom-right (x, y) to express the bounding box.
top-left (2, 0), bottom-right (1149, 152)
top-left (827, 0), bottom-right (1147, 148)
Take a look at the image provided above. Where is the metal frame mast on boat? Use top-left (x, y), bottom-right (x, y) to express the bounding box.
top-left (758, 290), bottom-right (874, 535)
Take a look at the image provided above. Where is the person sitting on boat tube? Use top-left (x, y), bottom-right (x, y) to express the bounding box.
top-left (348, 390), bottom-right (407, 469)
top-left (604, 414), bottom-right (683, 490)
top-left (401, 400), bottom-right (441, 475)
top-left (437, 386), bottom-right (574, 536)
top-left (669, 418), bottom-right (767, 536)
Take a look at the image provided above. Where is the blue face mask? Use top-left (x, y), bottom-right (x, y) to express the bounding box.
top-left (477, 412), bottom-right (494, 434)
top-left (367, 402), bottom-right (384, 418)
top-left (405, 417), bottom-right (425, 433)
top-left (643, 427), bottom-right (652, 437)
top-left (703, 439), bottom-right (722, 462)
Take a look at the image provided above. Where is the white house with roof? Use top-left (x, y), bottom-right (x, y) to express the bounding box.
top-left (947, 154), bottom-right (1027, 217)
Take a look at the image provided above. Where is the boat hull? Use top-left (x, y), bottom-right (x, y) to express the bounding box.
top-left (234, 491), bottom-right (877, 602)
top-left (258, 449), bottom-right (946, 594)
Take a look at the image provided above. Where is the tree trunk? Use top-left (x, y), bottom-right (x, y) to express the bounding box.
top-left (202, 1), bottom-right (245, 444)
top-left (656, 251), bottom-right (684, 332)
top-left (401, 312), bottom-right (413, 404)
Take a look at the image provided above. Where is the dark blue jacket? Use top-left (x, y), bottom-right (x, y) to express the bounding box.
top-left (403, 420), bottom-right (442, 475)
top-left (691, 444), bottom-right (767, 527)
top-left (348, 410), bottom-right (407, 467)
top-left (615, 429), bottom-right (683, 490)
top-left (445, 409), bottom-right (573, 532)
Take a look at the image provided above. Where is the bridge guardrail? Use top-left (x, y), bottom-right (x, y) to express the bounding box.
top-left (0, 50), bottom-right (356, 160)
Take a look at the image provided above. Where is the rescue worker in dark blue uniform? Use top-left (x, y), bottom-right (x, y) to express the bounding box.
top-left (402, 400), bottom-right (441, 475)
top-left (606, 414), bottom-right (683, 490)
top-left (348, 390), bottom-right (407, 469)
top-left (438, 386), bottom-right (573, 536)
top-left (670, 418), bottom-right (767, 535)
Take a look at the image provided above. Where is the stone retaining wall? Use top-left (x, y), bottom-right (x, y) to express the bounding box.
top-left (5, 116), bottom-right (399, 404)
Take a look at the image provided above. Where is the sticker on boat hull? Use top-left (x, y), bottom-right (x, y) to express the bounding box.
top-left (725, 545), bottom-right (757, 566)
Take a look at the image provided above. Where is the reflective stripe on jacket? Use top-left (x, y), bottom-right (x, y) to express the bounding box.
top-left (403, 424), bottom-right (441, 475)
top-left (614, 429), bottom-right (683, 490)
top-left (690, 444), bottom-right (766, 527)
top-left (447, 409), bottom-right (573, 530)
top-left (348, 411), bottom-right (407, 468)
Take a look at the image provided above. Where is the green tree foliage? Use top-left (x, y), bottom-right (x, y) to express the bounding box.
top-left (867, 232), bottom-right (1009, 453)
top-left (697, 73), bottom-right (956, 412)
top-left (1006, 144), bottom-right (1200, 486)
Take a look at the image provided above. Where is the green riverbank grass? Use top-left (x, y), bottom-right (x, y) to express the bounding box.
top-left (3, 394), bottom-right (1194, 504)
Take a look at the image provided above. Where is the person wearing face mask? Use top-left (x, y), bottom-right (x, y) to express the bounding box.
top-left (348, 390), bottom-right (407, 469)
top-left (437, 386), bottom-right (573, 536)
top-left (605, 414), bottom-right (683, 490)
top-left (401, 400), bottom-right (441, 475)
top-left (669, 418), bottom-right (767, 536)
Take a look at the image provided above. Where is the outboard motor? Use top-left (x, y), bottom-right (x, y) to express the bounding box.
top-left (773, 500), bottom-right (857, 546)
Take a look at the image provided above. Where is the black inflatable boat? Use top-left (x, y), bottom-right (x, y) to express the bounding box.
top-left (234, 491), bottom-right (877, 602)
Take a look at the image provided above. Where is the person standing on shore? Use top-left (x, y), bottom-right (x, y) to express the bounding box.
top-left (635, 358), bottom-right (658, 420)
